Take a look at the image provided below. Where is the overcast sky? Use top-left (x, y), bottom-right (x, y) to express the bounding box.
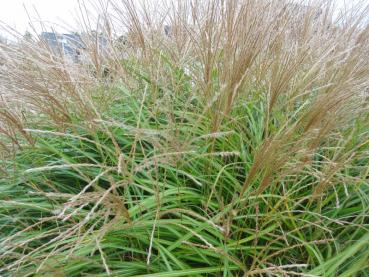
top-left (0, 0), bottom-right (80, 34)
top-left (0, 0), bottom-right (367, 36)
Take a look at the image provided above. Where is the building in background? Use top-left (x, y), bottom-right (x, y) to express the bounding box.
top-left (0, 35), bottom-right (8, 45)
top-left (40, 32), bottom-right (86, 63)
top-left (40, 32), bottom-right (108, 63)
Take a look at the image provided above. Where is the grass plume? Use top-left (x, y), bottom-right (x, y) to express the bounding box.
top-left (0, 0), bottom-right (369, 276)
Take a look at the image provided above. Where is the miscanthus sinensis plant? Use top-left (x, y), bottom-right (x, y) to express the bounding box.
top-left (0, 0), bottom-right (369, 276)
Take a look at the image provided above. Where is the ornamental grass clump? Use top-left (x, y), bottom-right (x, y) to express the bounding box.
top-left (0, 0), bottom-right (368, 276)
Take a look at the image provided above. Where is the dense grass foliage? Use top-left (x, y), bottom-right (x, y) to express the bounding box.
top-left (0, 0), bottom-right (369, 276)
